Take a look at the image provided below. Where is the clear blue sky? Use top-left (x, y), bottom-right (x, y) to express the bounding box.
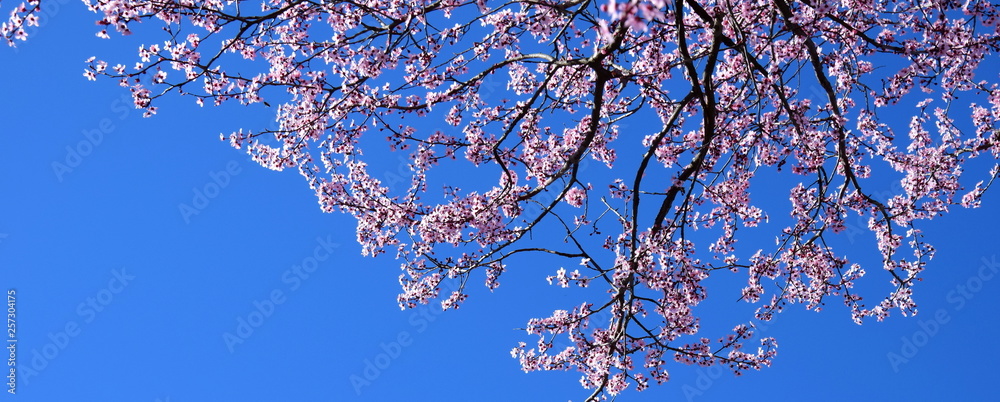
top-left (1, 3), bottom-right (999, 402)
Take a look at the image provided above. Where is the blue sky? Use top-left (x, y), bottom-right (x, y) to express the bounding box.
top-left (1, 3), bottom-right (1000, 402)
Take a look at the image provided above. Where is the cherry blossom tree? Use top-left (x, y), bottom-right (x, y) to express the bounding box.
top-left (6, 0), bottom-right (1000, 398)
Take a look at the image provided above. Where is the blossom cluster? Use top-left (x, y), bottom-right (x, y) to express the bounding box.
top-left (7, 0), bottom-right (1000, 398)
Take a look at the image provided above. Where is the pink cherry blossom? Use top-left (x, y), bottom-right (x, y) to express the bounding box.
top-left (7, 0), bottom-right (1000, 399)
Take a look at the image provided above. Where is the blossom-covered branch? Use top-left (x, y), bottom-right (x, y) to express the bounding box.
top-left (7, 0), bottom-right (1000, 399)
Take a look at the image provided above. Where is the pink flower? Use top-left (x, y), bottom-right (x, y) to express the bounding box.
top-left (565, 187), bottom-right (586, 207)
